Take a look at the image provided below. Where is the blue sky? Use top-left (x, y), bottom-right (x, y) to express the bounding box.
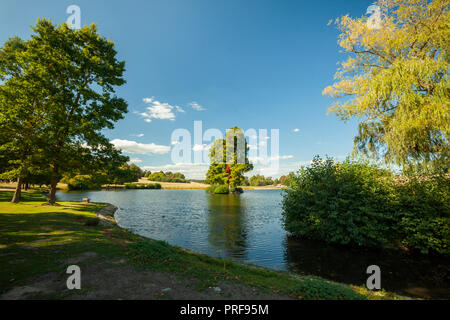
top-left (0, 0), bottom-right (375, 178)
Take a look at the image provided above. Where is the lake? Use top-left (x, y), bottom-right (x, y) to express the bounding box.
top-left (57, 189), bottom-right (449, 299)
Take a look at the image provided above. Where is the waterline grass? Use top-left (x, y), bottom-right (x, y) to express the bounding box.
top-left (0, 190), bottom-right (408, 300)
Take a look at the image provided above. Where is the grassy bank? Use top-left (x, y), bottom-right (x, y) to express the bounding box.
top-left (0, 191), bottom-right (406, 300)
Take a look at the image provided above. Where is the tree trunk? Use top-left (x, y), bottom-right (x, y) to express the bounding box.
top-left (11, 177), bottom-right (22, 203)
top-left (47, 166), bottom-right (58, 205)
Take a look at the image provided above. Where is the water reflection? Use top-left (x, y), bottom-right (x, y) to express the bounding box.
top-left (207, 194), bottom-right (248, 260)
top-left (284, 235), bottom-right (450, 299)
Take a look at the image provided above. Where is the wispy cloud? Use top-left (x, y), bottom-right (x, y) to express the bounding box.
top-left (249, 155), bottom-right (294, 163)
top-left (129, 158), bottom-right (143, 163)
top-left (130, 133), bottom-right (144, 137)
top-left (111, 139), bottom-right (170, 155)
top-left (192, 144), bottom-right (210, 152)
top-left (175, 106), bottom-right (185, 113)
top-left (188, 101), bottom-right (206, 111)
top-left (140, 97), bottom-right (184, 122)
top-left (293, 128), bottom-right (300, 133)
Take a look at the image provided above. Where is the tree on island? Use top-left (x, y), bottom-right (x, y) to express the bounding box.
top-left (323, 0), bottom-right (449, 170)
top-left (205, 127), bottom-right (253, 191)
top-left (0, 19), bottom-right (128, 203)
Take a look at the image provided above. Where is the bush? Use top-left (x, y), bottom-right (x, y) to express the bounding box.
top-left (205, 185), bottom-right (217, 193)
top-left (125, 183), bottom-right (162, 190)
top-left (64, 174), bottom-right (102, 190)
top-left (282, 156), bottom-right (450, 254)
top-left (282, 156), bottom-right (398, 248)
top-left (146, 171), bottom-right (188, 183)
top-left (214, 185), bottom-right (230, 194)
top-left (230, 187), bottom-right (244, 193)
top-left (396, 175), bottom-right (450, 254)
top-left (206, 184), bottom-right (230, 194)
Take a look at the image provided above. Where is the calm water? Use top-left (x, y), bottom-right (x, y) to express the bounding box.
top-left (57, 189), bottom-right (449, 299)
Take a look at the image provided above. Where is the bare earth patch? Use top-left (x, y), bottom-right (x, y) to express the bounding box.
top-left (0, 258), bottom-right (293, 300)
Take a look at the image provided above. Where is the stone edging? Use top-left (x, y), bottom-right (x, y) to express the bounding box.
top-left (95, 204), bottom-right (118, 227)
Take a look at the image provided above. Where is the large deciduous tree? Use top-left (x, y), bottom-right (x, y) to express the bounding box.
top-left (323, 0), bottom-right (449, 168)
top-left (206, 127), bottom-right (253, 188)
top-left (0, 19), bottom-right (128, 203)
top-left (0, 37), bottom-right (50, 202)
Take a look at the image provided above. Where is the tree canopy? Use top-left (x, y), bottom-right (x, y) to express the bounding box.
top-left (0, 19), bottom-right (129, 203)
top-left (206, 127), bottom-right (253, 188)
top-left (323, 0), bottom-right (449, 169)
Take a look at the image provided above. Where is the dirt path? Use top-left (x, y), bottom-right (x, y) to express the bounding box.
top-left (1, 253), bottom-right (292, 300)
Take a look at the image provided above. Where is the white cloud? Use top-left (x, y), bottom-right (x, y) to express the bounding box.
top-left (250, 160), bottom-right (309, 178)
top-left (111, 139), bottom-right (170, 155)
top-left (171, 140), bottom-right (180, 145)
top-left (175, 106), bottom-right (185, 113)
top-left (131, 133), bottom-right (144, 137)
top-left (129, 158), bottom-right (142, 163)
top-left (188, 101), bottom-right (206, 111)
top-left (141, 158), bottom-right (317, 180)
top-left (140, 97), bottom-right (184, 122)
top-left (270, 155), bottom-right (294, 161)
top-left (293, 128), bottom-right (300, 132)
top-left (192, 144), bottom-right (210, 152)
top-left (249, 155), bottom-right (294, 163)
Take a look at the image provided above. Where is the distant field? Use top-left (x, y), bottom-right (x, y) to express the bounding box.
top-left (0, 180), bottom-right (286, 192)
top-left (139, 179), bottom-right (285, 190)
top-left (139, 179), bottom-right (209, 189)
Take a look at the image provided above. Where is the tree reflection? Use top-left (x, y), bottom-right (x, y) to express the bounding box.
top-left (207, 194), bottom-right (248, 260)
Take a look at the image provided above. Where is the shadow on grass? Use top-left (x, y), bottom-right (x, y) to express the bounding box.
top-left (0, 191), bottom-right (47, 202)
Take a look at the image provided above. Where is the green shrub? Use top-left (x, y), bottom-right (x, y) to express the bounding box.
top-left (214, 185), bottom-right (230, 194)
top-left (124, 183), bottom-right (162, 190)
top-left (396, 175), bottom-right (450, 254)
top-left (64, 174), bottom-right (102, 190)
top-left (282, 156), bottom-right (450, 254)
top-left (282, 156), bottom-right (398, 248)
top-left (230, 187), bottom-right (244, 193)
top-left (206, 184), bottom-right (231, 194)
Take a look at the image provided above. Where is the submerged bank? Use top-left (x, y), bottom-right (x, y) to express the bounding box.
top-left (0, 191), bottom-right (406, 300)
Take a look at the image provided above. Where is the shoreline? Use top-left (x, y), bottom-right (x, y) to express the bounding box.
top-left (96, 200), bottom-right (412, 300)
top-left (0, 191), bottom-right (410, 300)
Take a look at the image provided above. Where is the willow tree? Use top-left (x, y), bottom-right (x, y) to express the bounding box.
top-left (206, 127), bottom-right (253, 188)
top-left (323, 0), bottom-right (449, 168)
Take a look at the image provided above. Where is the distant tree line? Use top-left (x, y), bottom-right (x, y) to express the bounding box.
top-left (239, 173), bottom-right (296, 187)
top-left (145, 171), bottom-right (188, 183)
top-left (62, 163), bottom-right (144, 190)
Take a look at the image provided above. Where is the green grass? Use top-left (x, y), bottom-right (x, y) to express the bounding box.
top-left (0, 190), bottom-right (408, 300)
